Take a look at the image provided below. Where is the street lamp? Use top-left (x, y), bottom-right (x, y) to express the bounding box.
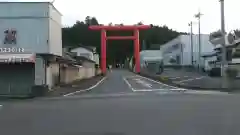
top-left (219, 0), bottom-right (228, 88)
top-left (194, 11), bottom-right (203, 71)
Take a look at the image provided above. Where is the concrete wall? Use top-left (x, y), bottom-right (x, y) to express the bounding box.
top-left (78, 67), bottom-right (85, 80)
top-left (46, 62), bottom-right (59, 89)
top-left (60, 65), bottom-right (79, 84)
top-left (82, 61), bottom-right (95, 78)
top-left (93, 53), bottom-right (99, 65)
top-left (60, 64), bottom-right (96, 84)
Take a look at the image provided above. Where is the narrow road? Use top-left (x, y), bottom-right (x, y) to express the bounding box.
top-left (0, 69), bottom-right (240, 135)
top-left (73, 69), bottom-right (181, 96)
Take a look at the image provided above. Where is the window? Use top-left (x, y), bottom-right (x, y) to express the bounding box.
top-left (172, 44), bottom-right (179, 49)
top-left (176, 55), bottom-right (180, 64)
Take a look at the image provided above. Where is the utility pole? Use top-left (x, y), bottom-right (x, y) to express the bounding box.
top-left (220, 0), bottom-right (228, 88)
top-left (195, 11), bottom-right (203, 71)
top-left (180, 43), bottom-right (184, 69)
top-left (188, 21), bottom-right (194, 66)
top-left (142, 40), bottom-right (146, 50)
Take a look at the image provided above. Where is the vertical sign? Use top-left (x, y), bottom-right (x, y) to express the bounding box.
top-left (4, 29), bottom-right (17, 44)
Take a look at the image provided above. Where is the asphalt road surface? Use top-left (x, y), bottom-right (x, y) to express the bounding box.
top-left (1, 70), bottom-right (240, 135)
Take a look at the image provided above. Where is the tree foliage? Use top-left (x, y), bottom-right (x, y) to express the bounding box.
top-left (62, 16), bottom-right (183, 64)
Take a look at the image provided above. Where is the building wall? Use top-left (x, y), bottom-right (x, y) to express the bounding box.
top-left (140, 50), bottom-right (163, 67)
top-left (0, 18), bottom-right (49, 53)
top-left (78, 67), bottom-right (85, 80)
top-left (93, 53), bottom-right (99, 65)
top-left (203, 56), bottom-right (217, 71)
top-left (160, 37), bottom-right (182, 65)
top-left (180, 34), bottom-right (215, 67)
top-left (0, 2), bottom-right (48, 17)
top-left (48, 4), bottom-right (62, 56)
top-left (46, 62), bottom-right (59, 89)
top-left (71, 47), bottom-right (94, 60)
top-left (160, 35), bottom-right (215, 67)
top-left (60, 65), bottom-right (79, 84)
top-left (0, 2), bottom-right (62, 56)
top-left (34, 55), bottom-right (46, 85)
top-left (82, 61), bottom-right (95, 78)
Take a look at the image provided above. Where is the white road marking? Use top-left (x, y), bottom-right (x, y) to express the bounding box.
top-left (169, 77), bottom-right (181, 79)
top-left (125, 75), bottom-right (229, 95)
top-left (136, 75), bottom-right (184, 89)
top-left (75, 92), bottom-right (140, 98)
top-left (132, 88), bottom-right (186, 92)
top-left (177, 76), bottom-right (205, 83)
top-left (170, 76), bottom-right (189, 79)
top-left (63, 92), bottom-right (141, 99)
top-left (124, 75), bottom-right (139, 78)
top-left (134, 75), bottom-right (232, 95)
top-left (123, 77), bottom-right (136, 91)
top-left (132, 89), bottom-right (155, 92)
top-left (63, 77), bottom-right (107, 97)
top-left (133, 78), bottom-right (152, 88)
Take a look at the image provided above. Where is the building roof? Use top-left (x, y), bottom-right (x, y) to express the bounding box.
top-left (37, 53), bottom-right (81, 65)
top-left (73, 56), bottom-right (96, 63)
top-left (63, 47), bottom-right (96, 64)
top-left (72, 45), bottom-right (97, 53)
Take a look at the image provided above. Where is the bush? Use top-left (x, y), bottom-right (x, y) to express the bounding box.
top-left (160, 76), bottom-right (168, 81)
top-left (226, 68), bottom-right (238, 78)
top-left (234, 29), bottom-right (240, 38)
top-left (208, 68), bottom-right (221, 77)
top-left (210, 30), bottom-right (222, 40)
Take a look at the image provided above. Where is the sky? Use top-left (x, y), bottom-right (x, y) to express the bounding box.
top-left (4, 0), bottom-right (240, 34)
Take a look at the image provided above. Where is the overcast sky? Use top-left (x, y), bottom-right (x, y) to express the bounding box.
top-left (6, 0), bottom-right (240, 34)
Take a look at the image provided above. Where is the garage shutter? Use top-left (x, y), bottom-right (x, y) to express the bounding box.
top-left (0, 63), bottom-right (34, 96)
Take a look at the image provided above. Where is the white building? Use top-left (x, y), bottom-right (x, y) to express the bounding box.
top-left (71, 46), bottom-right (99, 65)
top-left (0, 2), bottom-right (65, 96)
top-left (129, 50), bottom-right (163, 73)
top-left (0, 2), bottom-right (62, 56)
top-left (160, 34), bottom-right (216, 69)
top-left (71, 46), bottom-right (99, 78)
top-left (140, 50), bottom-right (163, 66)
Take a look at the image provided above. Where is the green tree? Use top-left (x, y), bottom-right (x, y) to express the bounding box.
top-left (62, 16), bottom-right (182, 64)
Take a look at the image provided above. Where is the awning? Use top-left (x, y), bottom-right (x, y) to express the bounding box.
top-left (0, 53), bottom-right (35, 63)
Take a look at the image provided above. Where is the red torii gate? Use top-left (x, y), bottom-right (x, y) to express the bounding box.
top-left (89, 25), bottom-right (151, 74)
